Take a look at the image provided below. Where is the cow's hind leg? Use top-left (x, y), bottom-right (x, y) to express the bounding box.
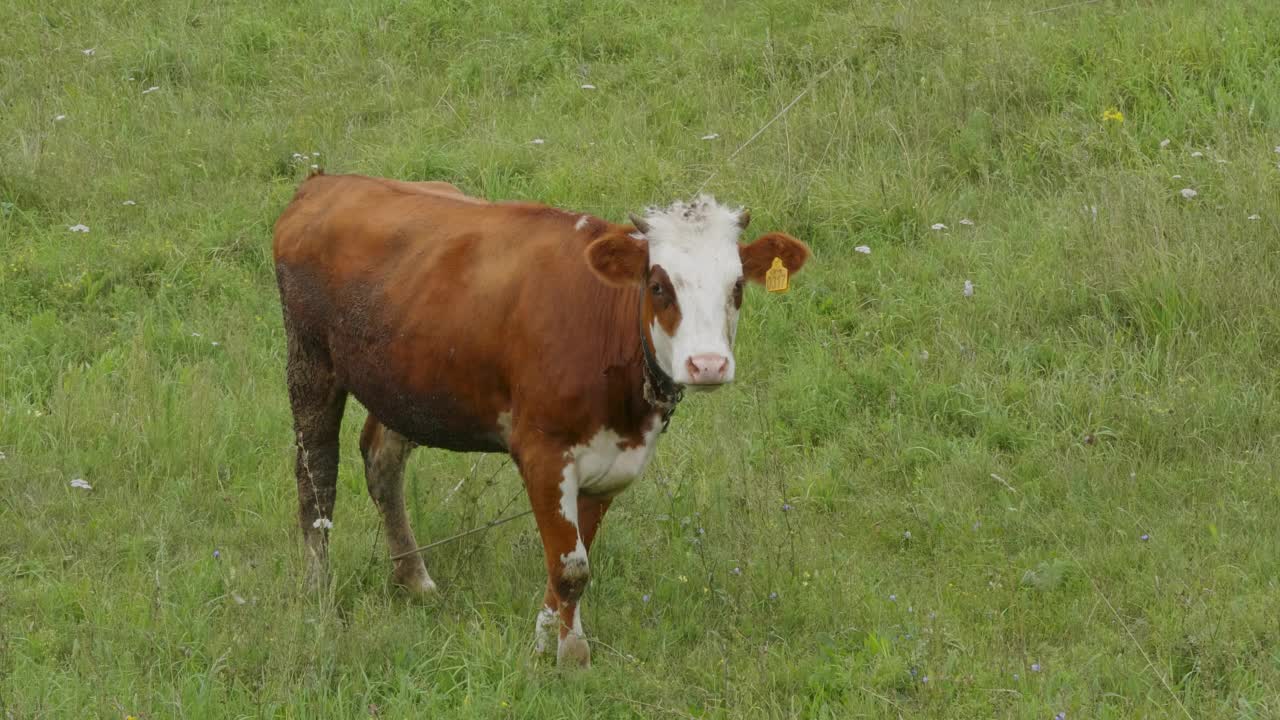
top-left (360, 415), bottom-right (436, 596)
top-left (284, 330), bottom-right (347, 592)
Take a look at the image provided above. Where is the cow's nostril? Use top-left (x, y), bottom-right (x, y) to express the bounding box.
top-left (686, 353), bottom-right (730, 383)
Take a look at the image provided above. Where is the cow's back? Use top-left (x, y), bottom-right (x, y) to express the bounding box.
top-left (272, 173), bottom-right (640, 452)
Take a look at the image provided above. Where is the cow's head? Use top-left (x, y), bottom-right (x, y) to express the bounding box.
top-left (586, 196), bottom-right (809, 388)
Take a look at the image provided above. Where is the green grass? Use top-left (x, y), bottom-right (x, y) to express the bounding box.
top-left (4, 0), bottom-right (1280, 717)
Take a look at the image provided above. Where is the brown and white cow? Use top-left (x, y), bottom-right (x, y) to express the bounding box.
top-left (272, 172), bottom-right (809, 667)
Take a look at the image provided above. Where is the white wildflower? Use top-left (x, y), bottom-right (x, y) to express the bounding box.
top-left (963, 280), bottom-right (974, 297)
top-left (142, 86), bottom-right (160, 95)
top-left (211, 341), bottom-right (220, 347)
top-left (191, 332), bottom-right (202, 337)
top-left (959, 218), bottom-right (974, 226)
top-left (530, 138), bottom-right (545, 145)
top-left (232, 592), bottom-right (247, 605)
top-left (1247, 214), bottom-right (1261, 221)
top-left (0, 451), bottom-right (6, 460)
top-left (1179, 188), bottom-right (1198, 199)
top-left (122, 200), bottom-right (137, 206)
top-left (854, 245), bottom-right (871, 255)
top-left (310, 164), bottom-right (319, 170)
top-left (1159, 139), bottom-right (1170, 149)
top-left (919, 350), bottom-right (929, 361)
top-left (311, 152), bottom-right (320, 157)
top-left (70, 478), bottom-right (92, 490)
top-left (82, 48), bottom-right (95, 56)
top-left (54, 114), bottom-right (67, 122)
top-left (1190, 151), bottom-right (1204, 158)
top-left (931, 223), bottom-right (947, 231)
top-left (312, 517), bottom-right (333, 530)
top-left (700, 133), bottom-right (719, 141)
top-left (580, 84), bottom-right (596, 90)
top-left (1172, 174), bottom-right (1182, 179)
top-left (68, 224), bottom-right (90, 233)
top-left (1274, 146), bottom-right (1279, 154)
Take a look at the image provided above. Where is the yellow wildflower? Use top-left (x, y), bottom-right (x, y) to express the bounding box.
top-left (1102, 108), bottom-right (1124, 123)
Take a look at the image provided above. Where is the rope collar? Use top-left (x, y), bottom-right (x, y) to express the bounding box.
top-left (639, 308), bottom-right (683, 432)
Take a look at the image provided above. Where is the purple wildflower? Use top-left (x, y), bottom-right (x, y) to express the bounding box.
top-left (1055, 713), bottom-right (1066, 720)
top-left (781, 503), bottom-right (793, 512)
top-left (889, 594), bottom-right (897, 601)
top-left (1031, 663), bottom-right (1041, 673)
top-left (641, 593), bottom-right (650, 603)
top-left (768, 591), bottom-right (779, 601)
top-left (1140, 534), bottom-right (1150, 542)
top-left (213, 550), bottom-right (221, 560)
top-left (731, 566), bottom-right (742, 576)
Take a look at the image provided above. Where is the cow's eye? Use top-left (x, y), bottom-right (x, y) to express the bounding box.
top-left (651, 282), bottom-right (664, 296)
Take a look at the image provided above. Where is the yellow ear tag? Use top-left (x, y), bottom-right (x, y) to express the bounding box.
top-left (765, 257), bottom-right (789, 293)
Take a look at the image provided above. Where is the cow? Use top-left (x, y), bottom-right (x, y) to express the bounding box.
top-left (272, 172), bottom-right (809, 667)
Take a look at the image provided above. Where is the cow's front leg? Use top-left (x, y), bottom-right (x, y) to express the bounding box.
top-left (534, 494), bottom-right (612, 658)
top-left (521, 450), bottom-right (593, 667)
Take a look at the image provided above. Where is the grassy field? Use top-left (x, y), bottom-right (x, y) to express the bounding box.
top-left (3, 0), bottom-right (1280, 717)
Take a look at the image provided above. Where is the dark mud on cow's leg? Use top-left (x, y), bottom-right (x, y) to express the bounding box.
top-left (284, 329), bottom-right (347, 593)
top-left (360, 415), bottom-right (437, 597)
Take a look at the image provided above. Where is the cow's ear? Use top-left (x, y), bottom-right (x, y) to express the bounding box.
top-left (740, 232), bottom-right (810, 285)
top-left (586, 231), bottom-right (648, 286)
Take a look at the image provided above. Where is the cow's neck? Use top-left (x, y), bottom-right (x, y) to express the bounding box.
top-left (639, 315), bottom-right (682, 432)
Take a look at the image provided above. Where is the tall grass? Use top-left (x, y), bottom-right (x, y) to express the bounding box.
top-left (3, 0), bottom-right (1280, 717)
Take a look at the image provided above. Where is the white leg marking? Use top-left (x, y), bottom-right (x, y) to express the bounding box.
top-left (558, 464), bottom-right (580, 530)
top-left (557, 463), bottom-right (589, 579)
top-left (495, 410), bottom-right (513, 447)
top-left (556, 603), bottom-right (590, 667)
top-left (574, 215), bottom-right (589, 231)
top-left (534, 605), bottom-right (557, 654)
top-left (570, 604), bottom-right (583, 637)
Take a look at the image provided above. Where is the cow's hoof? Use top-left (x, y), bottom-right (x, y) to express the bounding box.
top-left (393, 565), bottom-right (438, 598)
top-left (557, 633), bottom-right (591, 668)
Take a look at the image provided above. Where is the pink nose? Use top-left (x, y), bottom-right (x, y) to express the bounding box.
top-left (685, 353), bottom-right (730, 384)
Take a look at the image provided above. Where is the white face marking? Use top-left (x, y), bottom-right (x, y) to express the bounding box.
top-left (567, 416), bottom-right (663, 497)
top-left (574, 214), bottom-right (589, 231)
top-left (638, 196), bottom-right (745, 384)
